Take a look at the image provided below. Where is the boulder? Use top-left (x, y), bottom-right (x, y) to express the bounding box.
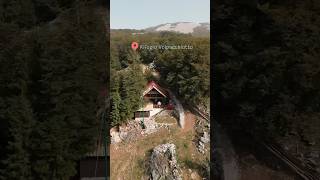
top-left (200, 132), bottom-right (210, 143)
top-left (110, 131), bottom-right (122, 143)
top-left (119, 131), bottom-right (128, 140)
top-left (144, 119), bottom-right (156, 129)
top-left (203, 131), bottom-right (210, 139)
top-left (200, 137), bottom-right (209, 144)
top-left (149, 144), bottom-right (182, 180)
top-left (191, 172), bottom-right (198, 180)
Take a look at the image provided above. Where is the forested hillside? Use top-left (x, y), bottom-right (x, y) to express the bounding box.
top-left (0, 1), bottom-right (107, 179)
top-left (213, 0), bottom-right (320, 163)
top-left (110, 30), bottom-right (210, 126)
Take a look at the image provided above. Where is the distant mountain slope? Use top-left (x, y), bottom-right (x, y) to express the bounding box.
top-left (145, 22), bottom-right (210, 36)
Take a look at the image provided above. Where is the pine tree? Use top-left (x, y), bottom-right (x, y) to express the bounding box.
top-left (0, 31), bottom-right (35, 180)
top-left (1, 1), bottom-right (107, 179)
top-left (110, 72), bottom-right (121, 126)
top-left (213, 0), bottom-right (320, 139)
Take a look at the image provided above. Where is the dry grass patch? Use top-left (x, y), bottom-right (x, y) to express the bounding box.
top-left (154, 115), bottom-right (178, 124)
top-left (110, 118), bottom-right (209, 180)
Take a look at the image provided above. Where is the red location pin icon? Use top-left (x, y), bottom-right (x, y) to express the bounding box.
top-left (131, 42), bottom-right (139, 51)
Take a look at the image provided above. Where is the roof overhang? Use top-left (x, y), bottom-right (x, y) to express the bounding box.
top-left (142, 81), bottom-right (168, 98)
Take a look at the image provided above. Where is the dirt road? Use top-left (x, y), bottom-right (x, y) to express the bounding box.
top-left (214, 122), bottom-right (240, 180)
top-left (167, 89), bottom-right (185, 128)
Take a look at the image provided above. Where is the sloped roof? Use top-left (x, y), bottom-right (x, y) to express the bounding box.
top-left (143, 81), bottom-right (168, 98)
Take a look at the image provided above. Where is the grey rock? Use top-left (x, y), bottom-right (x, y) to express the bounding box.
top-left (110, 131), bottom-right (122, 143)
top-left (200, 137), bottom-right (209, 144)
top-left (191, 172), bottom-right (198, 179)
top-left (149, 144), bottom-right (182, 180)
top-left (119, 131), bottom-right (128, 140)
top-left (199, 141), bottom-right (205, 147)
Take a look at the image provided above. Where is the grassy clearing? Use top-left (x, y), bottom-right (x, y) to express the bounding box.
top-left (110, 121), bottom-right (209, 180)
top-left (154, 115), bottom-right (178, 124)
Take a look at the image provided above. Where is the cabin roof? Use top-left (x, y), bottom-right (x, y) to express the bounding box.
top-left (143, 81), bottom-right (169, 97)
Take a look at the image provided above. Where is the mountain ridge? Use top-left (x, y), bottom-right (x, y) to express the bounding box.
top-left (145, 22), bottom-right (210, 36)
top-left (111, 22), bottom-right (210, 37)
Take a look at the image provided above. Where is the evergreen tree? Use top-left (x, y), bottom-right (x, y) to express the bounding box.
top-left (0, 30), bottom-right (35, 179)
top-left (115, 64), bottom-right (146, 124)
top-left (213, 0), bottom-right (320, 140)
top-left (0, 0), bottom-right (108, 179)
top-left (110, 29), bottom-right (210, 125)
top-left (110, 71), bottom-right (121, 126)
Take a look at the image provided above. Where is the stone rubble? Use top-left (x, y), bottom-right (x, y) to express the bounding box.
top-left (196, 119), bottom-right (210, 154)
top-left (149, 143), bottom-right (182, 180)
top-left (110, 120), bottom-right (142, 144)
top-left (110, 111), bottom-right (178, 144)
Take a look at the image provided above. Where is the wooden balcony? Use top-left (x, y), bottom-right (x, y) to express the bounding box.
top-left (153, 104), bottom-right (164, 108)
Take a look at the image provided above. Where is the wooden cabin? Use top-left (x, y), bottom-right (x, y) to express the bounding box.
top-left (134, 81), bottom-right (172, 120)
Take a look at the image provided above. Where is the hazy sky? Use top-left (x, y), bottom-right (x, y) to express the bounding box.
top-left (111, 0), bottom-right (210, 29)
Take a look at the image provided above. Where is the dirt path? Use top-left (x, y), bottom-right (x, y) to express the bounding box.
top-left (213, 123), bottom-right (297, 180)
top-left (167, 89), bottom-right (185, 128)
top-left (214, 122), bottom-right (240, 180)
top-left (183, 111), bottom-right (196, 132)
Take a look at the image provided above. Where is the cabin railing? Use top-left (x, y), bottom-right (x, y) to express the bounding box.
top-left (153, 104), bottom-right (164, 108)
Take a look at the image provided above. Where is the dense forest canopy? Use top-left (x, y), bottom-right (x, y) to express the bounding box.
top-left (0, 1), bottom-right (107, 179)
top-left (110, 30), bottom-right (210, 126)
top-left (213, 0), bottom-right (320, 146)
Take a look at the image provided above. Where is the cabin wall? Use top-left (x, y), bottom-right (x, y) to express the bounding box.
top-left (134, 108), bottom-right (164, 121)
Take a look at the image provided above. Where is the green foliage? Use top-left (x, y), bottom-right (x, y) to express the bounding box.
top-left (110, 71), bottom-right (121, 126)
top-left (110, 63), bottom-right (146, 125)
top-left (0, 1), bottom-right (107, 179)
top-left (0, 30), bottom-right (35, 179)
top-left (110, 30), bottom-right (209, 126)
top-left (155, 37), bottom-right (210, 106)
top-left (0, 0), bottom-right (36, 28)
top-left (213, 0), bottom-right (320, 140)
